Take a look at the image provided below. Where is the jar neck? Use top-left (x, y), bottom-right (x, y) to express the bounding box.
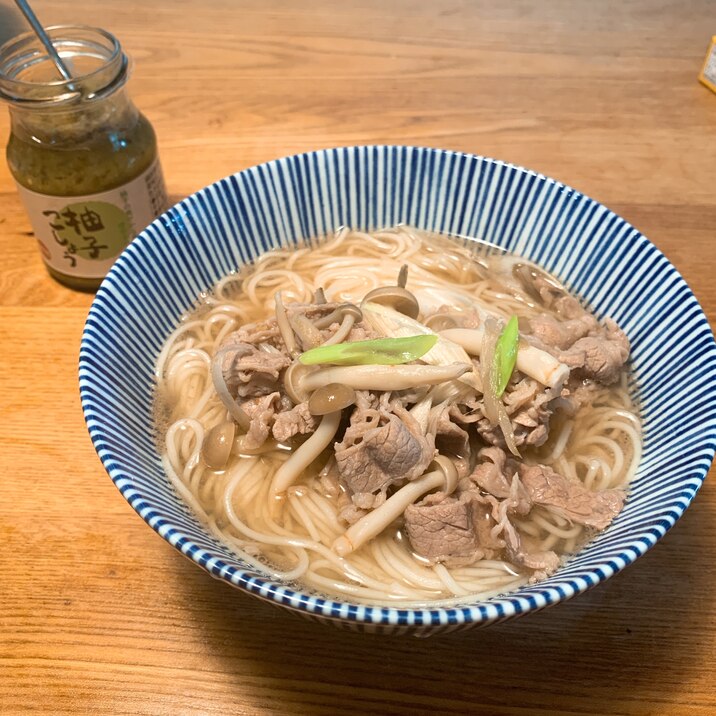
top-left (9, 86), bottom-right (139, 145)
top-left (0, 26), bottom-right (132, 143)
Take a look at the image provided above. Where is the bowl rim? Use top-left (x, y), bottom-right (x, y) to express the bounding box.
top-left (79, 144), bottom-right (716, 628)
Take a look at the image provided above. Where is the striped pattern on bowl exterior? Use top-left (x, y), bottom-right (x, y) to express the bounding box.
top-left (79, 145), bottom-right (716, 635)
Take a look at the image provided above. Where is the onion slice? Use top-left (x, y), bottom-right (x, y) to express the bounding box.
top-left (480, 318), bottom-right (500, 425)
top-left (497, 401), bottom-right (520, 458)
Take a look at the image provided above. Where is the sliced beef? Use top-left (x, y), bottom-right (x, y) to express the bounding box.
top-left (524, 307), bottom-right (630, 387)
top-left (502, 374), bottom-right (545, 412)
top-left (225, 301), bottom-right (377, 356)
top-left (466, 447), bottom-right (532, 515)
top-left (527, 314), bottom-right (596, 350)
top-left (219, 341), bottom-right (290, 398)
top-left (335, 402), bottom-right (435, 507)
top-left (570, 380), bottom-right (601, 408)
top-left (504, 378), bottom-right (553, 439)
top-left (346, 324), bottom-right (379, 342)
top-left (285, 301), bottom-right (380, 347)
top-left (240, 392), bottom-right (280, 450)
top-left (239, 394), bottom-right (318, 450)
top-left (469, 496), bottom-right (505, 554)
top-left (517, 463), bottom-right (625, 530)
top-left (338, 502), bottom-right (369, 525)
top-left (551, 378), bottom-right (601, 417)
top-left (226, 318), bottom-right (282, 347)
top-left (449, 400), bottom-right (482, 426)
top-left (336, 481), bottom-right (370, 525)
top-left (516, 269), bottom-right (583, 319)
top-left (508, 541), bottom-right (561, 579)
top-left (476, 377), bottom-right (556, 449)
top-left (404, 482), bottom-right (559, 576)
top-left (402, 461), bottom-right (575, 578)
top-left (403, 452), bottom-right (541, 568)
top-left (322, 321), bottom-right (380, 344)
top-left (431, 406), bottom-right (472, 478)
top-left (272, 402), bottom-right (318, 443)
top-left (480, 489), bottom-right (561, 579)
top-left (404, 491), bottom-right (485, 567)
top-left (434, 410), bottom-right (470, 458)
top-left (558, 319), bottom-right (630, 385)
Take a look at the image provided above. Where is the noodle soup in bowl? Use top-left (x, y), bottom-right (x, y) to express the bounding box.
top-left (80, 146), bottom-right (716, 635)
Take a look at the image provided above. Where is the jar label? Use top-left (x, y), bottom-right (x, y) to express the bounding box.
top-left (16, 158), bottom-right (168, 279)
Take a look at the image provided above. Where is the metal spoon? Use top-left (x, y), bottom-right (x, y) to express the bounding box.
top-left (14, 0), bottom-right (74, 82)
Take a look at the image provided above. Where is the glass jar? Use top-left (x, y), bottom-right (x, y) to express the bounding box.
top-left (0, 25), bottom-right (167, 291)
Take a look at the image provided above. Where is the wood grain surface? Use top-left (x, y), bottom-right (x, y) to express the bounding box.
top-left (1, 1), bottom-right (715, 714)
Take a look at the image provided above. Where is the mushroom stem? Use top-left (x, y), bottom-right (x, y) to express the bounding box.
top-left (332, 458), bottom-right (458, 557)
top-left (439, 327), bottom-right (570, 389)
top-left (320, 314), bottom-right (356, 346)
top-left (210, 348), bottom-right (251, 431)
top-left (361, 302), bottom-right (479, 390)
top-left (271, 410), bottom-right (342, 496)
top-left (397, 264), bottom-right (408, 288)
top-left (313, 303), bottom-right (362, 330)
top-left (289, 313), bottom-right (324, 350)
top-left (274, 292), bottom-right (300, 357)
top-left (301, 363), bottom-right (470, 393)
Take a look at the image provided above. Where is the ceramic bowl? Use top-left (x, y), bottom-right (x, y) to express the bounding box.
top-left (79, 146), bottom-right (716, 635)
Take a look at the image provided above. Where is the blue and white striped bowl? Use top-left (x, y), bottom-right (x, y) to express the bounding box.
top-left (79, 146), bottom-right (716, 635)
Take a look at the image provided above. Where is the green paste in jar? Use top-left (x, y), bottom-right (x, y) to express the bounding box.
top-left (7, 112), bottom-right (157, 196)
top-left (1, 26), bottom-right (167, 292)
top-left (7, 109), bottom-right (158, 291)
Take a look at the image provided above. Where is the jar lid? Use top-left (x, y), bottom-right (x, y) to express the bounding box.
top-left (0, 25), bottom-right (129, 107)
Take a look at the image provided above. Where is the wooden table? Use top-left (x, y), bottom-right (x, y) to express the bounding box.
top-left (2, 1), bottom-right (715, 713)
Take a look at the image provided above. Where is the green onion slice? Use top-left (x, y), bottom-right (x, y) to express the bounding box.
top-left (299, 334), bottom-right (438, 366)
top-left (494, 315), bottom-right (519, 397)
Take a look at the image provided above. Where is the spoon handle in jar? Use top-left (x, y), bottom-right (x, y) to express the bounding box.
top-left (13, 0), bottom-right (74, 82)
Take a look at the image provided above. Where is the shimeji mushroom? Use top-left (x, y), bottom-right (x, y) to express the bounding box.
top-left (308, 383), bottom-right (357, 416)
top-left (289, 312), bottom-right (324, 351)
top-left (270, 410), bottom-right (343, 496)
top-left (209, 347), bottom-right (252, 431)
top-left (332, 455), bottom-right (459, 557)
top-left (283, 361), bottom-right (316, 404)
top-left (277, 290), bottom-right (362, 351)
top-left (361, 264), bottom-right (420, 319)
top-left (301, 363), bottom-right (471, 392)
top-left (201, 420), bottom-right (236, 470)
top-left (284, 359), bottom-right (470, 401)
top-left (314, 303), bottom-right (363, 346)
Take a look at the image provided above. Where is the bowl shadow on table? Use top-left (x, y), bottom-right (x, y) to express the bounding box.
top-left (176, 486), bottom-right (714, 715)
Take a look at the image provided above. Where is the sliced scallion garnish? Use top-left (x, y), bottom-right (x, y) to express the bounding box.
top-left (494, 315), bottom-right (519, 396)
